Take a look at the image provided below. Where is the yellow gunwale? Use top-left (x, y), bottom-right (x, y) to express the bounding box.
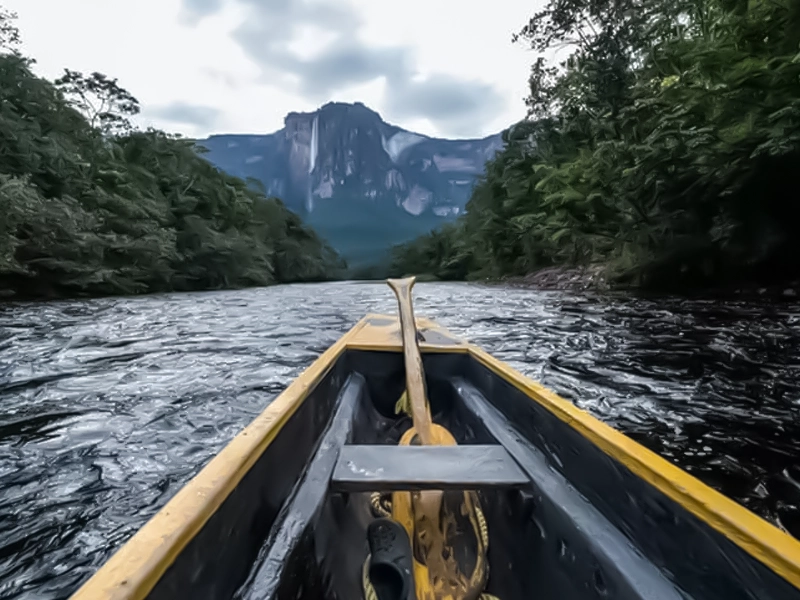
top-left (70, 314), bottom-right (800, 599)
top-left (70, 317), bottom-right (370, 600)
top-left (353, 315), bottom-right (800, 589)
top-left (467, 346), bottom-right (800, 589)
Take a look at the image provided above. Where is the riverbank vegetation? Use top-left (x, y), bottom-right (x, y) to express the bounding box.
top-left (0, 9), bottom-right (342, 301)
top-left (390, 0), bottom-right (800, 291)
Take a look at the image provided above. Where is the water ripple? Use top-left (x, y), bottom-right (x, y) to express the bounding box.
top-left (0, 282), bottom-right (798, 599)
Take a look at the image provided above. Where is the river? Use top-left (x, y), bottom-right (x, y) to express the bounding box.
top-left (0, 281), bottom-right (798, 599)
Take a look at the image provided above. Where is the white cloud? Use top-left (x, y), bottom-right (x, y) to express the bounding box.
top-left (5, 0), bottom-right (540, 139)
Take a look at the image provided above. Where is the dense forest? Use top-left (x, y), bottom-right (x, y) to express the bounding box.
top-left (390, 0), bottom-right (800, 290)
top-left (0, 8), bottom-right (342, 300)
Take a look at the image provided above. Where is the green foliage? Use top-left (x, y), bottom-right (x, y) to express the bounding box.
top-left (305, 196), bottom-right (448, 271)
top-left (55, 69), bottom-right (140, 136)
top-left (0, 10), bottom-right (341, 300)
top-left (0, 5), bottom-right (19, 52)
top-left (393, 0), bottom-right (800, 290)
top-left (389, 221), bottom-right (475, 281)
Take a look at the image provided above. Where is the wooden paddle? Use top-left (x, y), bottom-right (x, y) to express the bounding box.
top-left (387, 277), bottom-right (434, 445)
top-left (386, 276), bottom-right (489, 600)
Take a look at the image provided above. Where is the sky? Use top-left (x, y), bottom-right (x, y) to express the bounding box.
top-left (6, 0), bottom-right (540, 140)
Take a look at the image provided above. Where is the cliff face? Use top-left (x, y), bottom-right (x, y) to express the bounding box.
top-left (196, 102), bottom-right (504, 267)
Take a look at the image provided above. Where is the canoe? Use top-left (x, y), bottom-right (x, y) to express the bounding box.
top-left (71, 300), bottom-right (800, 599)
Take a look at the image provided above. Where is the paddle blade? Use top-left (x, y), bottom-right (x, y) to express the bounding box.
top-left (387, 276), bottom-right (416, 300)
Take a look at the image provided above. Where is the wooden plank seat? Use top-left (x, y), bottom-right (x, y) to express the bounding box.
top-left (330, 444), bottom-right (530, 492)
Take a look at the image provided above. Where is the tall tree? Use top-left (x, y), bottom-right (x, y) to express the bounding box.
top-left (0, 5), bottom-right (343, 300)
top-left (0, 6), bottom-right (19, 53)
top-left (54, 70), bottom-right (140, 135)
top-left (390, 0), bottom-right (800, 291)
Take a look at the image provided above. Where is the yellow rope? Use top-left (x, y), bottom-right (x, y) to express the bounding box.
top-left (370, 492), bottom-right (392, 518)
top-left (370, 492), bottom-right (489, 549)
top-left (361, 392), bottom-right (499, 600)
top-left (362, 554), bottom-right (379, 600)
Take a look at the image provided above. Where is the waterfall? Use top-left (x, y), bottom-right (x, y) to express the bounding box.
top-left (309, 114), bottom-right (318, 174)
top-left (306, 114), bottom-right (319, 212)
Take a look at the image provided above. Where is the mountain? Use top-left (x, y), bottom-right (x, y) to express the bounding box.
top-left (196, 102), bottom-right (504, 268)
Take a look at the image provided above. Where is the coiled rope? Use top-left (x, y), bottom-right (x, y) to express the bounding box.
top-left (363, 278), bottom-right (499, 600)
top-left (360, 391), bottom-right (500, 600)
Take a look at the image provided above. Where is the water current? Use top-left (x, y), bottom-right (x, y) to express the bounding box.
top-left (0, 282), bottom-right (798, 599)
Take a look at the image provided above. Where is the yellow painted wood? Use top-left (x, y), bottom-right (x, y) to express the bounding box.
top-left (466, 345), bottom-right (800, 590)
top-left (71, 313), bottom-right (800, 598)
top-left (70, 317), bottom-right (369, 600)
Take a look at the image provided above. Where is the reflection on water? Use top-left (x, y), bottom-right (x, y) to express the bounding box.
top-left (0, 282), bottom-right (798, 598)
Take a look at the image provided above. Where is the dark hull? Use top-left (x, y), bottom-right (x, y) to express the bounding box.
top-left (72, 317), bottom-right (800, 600)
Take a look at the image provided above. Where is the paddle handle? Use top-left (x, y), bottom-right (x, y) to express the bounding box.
top-left (387, 276), bottom-right (434, 445)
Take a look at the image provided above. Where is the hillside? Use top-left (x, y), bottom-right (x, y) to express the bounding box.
top-left (0, 12), bottom-right (340, 300)
top-left (389, 0), bottom-right (800, 293)
top-left (196, 102), bottom-right (503, 268)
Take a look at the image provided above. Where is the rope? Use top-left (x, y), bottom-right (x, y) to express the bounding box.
top-left (362, 555), bottom-right (379, 600)
top-left (361, 424), bottom-right (500, 600)
top-left (370, 492), bottom-right (392, 518)
top-left (369, 492), bottom-right (489, 552)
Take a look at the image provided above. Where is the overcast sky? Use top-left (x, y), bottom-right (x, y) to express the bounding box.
top-left (7, 0), bottom-right (539, 139)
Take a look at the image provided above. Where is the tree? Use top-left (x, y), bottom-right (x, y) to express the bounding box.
top-left (0, 10), bottom-right (343, 300)
top-left (391, 0), bottom-right (800, 291)
top-left (0, 6), bottom-right (19, 54)
top-left (54, 70), bottom-right (140, 135)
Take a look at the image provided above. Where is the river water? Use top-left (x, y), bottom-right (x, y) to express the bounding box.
top-left (0, 282), bottom-right (798, 599)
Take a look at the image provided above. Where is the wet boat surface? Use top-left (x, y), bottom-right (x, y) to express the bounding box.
top-left (71, 314), bottom-right (800, 600)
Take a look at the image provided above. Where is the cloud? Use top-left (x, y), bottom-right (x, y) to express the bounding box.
top-left (178, 0), bottom-right (507, 137)
top-left (148, 102), bottom-right (221, 128)
top-left (230, 0), bottom-right (379, 93)
top-left (201, 67), bottom-right (246, 90)
top-left (183, 0), bottom-right (224, 15)
top-left (244, 38), bottom-right (412, 97)
top-left (385, 75), bottom-right (508, 139)
top-left (179, 0), bottom-right (225, 25)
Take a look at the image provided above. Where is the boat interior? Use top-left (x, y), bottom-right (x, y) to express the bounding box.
top-left (142, 348), bottom-right (799, 600)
